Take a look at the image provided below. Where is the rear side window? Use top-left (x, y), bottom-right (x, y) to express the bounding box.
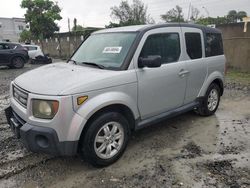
top-left (0, 44), bottom-right (10, 50)
top-left (206, 33), bottom-right (223, 57)
top-left (185, 32), bottom-right (202, 59)
top-left (140, 33), bottom-right (180, 64)
top-left (27, 46), bottom-right (37, 51)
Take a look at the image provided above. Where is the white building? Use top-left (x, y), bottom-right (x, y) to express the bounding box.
top-left (0, 17), bottom-right (27, 42)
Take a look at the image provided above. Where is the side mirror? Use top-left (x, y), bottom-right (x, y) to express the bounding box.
top-left (138, 55), bottom-right (162, 68)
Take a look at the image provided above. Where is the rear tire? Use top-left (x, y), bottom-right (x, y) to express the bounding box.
top-left (80, 112), bottom-right (130, 167)
top-left (11, 57), bottom-right (25, 69)
top-left (196, 83), bottom-right (221, 116)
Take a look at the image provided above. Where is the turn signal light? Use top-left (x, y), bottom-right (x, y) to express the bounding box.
top-left (77, 96), bottom-right (88, 105)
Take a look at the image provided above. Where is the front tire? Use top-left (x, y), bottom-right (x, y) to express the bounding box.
top-left (197, 83), bottom-right (221, 116)
top-left (80, 112), bottom-right (130, 167)
top-left (11, 57), bottom-right (25, 68)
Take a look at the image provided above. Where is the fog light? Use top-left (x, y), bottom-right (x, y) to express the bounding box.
top-left (35, 135), bottom-right (49, 148)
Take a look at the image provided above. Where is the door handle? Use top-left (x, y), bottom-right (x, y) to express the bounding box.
top-left (178, 70), bottom-right (190, 77)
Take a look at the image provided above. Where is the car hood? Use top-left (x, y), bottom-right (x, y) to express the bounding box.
top-left (14, 63), bottom-right (137, 95)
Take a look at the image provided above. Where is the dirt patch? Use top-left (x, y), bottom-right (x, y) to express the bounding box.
top-left (180, 141), bottom-right (203, 158)
top-left (218, 145), bottom-right (246, 155)
top-left (201, 159), bottom-right (250, 188)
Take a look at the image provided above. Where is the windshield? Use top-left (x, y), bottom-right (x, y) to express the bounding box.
top-left (71, 32), bottom-right (137, 69)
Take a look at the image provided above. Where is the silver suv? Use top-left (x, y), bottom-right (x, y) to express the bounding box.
top-left (5, 24), bottom-right (226, 166)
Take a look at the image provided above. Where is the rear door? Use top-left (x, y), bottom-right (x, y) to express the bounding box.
top-left (134, 27), bottom-right (188, 120)
top-left (181, 27), bottom-right (207, 104)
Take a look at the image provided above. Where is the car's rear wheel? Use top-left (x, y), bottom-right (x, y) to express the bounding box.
top-left (196, 83), bottom-right (221, 116)
top-left (80, 112), bottom-right (130, 167)
top-left (11, 57), bottom-right (25, 68)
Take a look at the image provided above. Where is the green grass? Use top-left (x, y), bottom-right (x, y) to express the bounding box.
top-left (226, 69), bottom-right (250, 85)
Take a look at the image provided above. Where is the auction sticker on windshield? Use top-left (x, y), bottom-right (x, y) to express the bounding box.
top-left (103, 47), bottom-right (122, 53)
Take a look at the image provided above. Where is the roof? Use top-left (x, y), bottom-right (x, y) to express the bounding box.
top-left (0, 41), bottom-right (21, 45)
top-left (22, 44), bottom-right (39, 47)
top-left (93, 23), bottom-right (221, 34)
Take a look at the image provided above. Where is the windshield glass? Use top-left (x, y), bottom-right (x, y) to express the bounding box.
top-left (71, 32), bottom-right (137, 69)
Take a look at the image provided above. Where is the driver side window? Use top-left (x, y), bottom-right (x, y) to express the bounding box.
top-left (139, 33), bottom-right (181, 64)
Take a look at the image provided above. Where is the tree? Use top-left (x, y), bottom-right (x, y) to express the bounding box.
top-left (161, 5), bottom-right (185, 22)
top-left (237, 11), bottom-right (247, 21)
top-left (72, 18), bottom-right (84, 31)
top-left (19, 29), bottom-right (32, 43)
top-left (21, 0), bottom-right (62, 39)
top-left (196, 16), bottom-right (229, 26)
top-left (190, 6), bottom-right (200, 22)
top-left (108, 0), bottom-right (154, 27)
top-left (72, 25), bottom-right (84, 32)
top-left (227, 10), bottom-right (237, 23)
top-left (73, 18), bottom-right (77, 31)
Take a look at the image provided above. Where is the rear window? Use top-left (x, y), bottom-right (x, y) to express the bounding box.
top-left (185, 32), bottom-right (202, 59)
top-left (26, 46), bottom-right (37, 51)
top-left (205, 33), bottom-right (223, 57)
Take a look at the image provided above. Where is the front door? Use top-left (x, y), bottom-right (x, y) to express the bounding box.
top-left (134, 27), bottom-right (188, 120)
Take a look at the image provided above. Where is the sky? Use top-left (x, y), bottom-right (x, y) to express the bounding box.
top-left (0, 0), bottom-right (250, 32)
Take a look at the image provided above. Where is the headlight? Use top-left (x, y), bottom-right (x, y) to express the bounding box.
top-left (32, 99), bottom-right (59, 119)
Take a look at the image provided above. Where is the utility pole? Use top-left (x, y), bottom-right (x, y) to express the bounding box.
top-left (68, 18), bottom-right (71, 33)
top-left (187, 2), bottom-right (191, 22)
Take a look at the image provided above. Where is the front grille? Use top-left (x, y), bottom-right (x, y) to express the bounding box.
top-left (13, 85), bottom-right (28, 108)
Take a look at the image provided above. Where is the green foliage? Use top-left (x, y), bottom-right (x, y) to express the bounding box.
top-left (21, 0), bottom-right (62, 39)
top-left (227, 10), bottom-right (247, 23)
top-left (196, 16), bottom-right (229, 25)
top-left (227, 10), bottom-right (238, 23)
top-left (237, 11), bottom-right (247, 21)
top-left (108, 0), bottom-right (154, 28)
top-left (197, 10), bottom-right (248, 26)
top-left (72, 25), bottom-right (84, 32)
top-left (19, 29), bottom-right (32, 43)
top-left (161, 5), bottom-right (185, 22)
top-left (72, 18), bottom-right (84, 31)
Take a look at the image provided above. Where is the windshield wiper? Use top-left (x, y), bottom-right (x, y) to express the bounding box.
top-left (81, 62), bottom-right (105, 69)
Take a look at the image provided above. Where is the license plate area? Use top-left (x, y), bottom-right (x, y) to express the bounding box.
top-left (5, 106), bottom-right (26, 139)
top-left (9, 117), bottom-right (21, 138)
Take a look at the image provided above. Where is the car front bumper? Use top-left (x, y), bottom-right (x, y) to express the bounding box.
top-left (5, 106), bottom-right (78, 156)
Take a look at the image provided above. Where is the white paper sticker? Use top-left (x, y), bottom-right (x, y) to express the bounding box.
top-left (103, 46), bottom-right (122, 53)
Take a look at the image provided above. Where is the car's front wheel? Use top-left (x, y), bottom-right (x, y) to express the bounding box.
top-left (80, 112), bottom-right (130, 167)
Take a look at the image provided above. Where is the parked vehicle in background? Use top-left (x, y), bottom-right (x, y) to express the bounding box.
top-left (30, 54), bottom-right (52, 64)
top-left (0, 42), bottom-right (29, 68)
top-left (5, 23), bottom-right (226, 167)
top-left (22, 44), bottom-right (44, 59)
top-left (23, 44), bottom-right (52, 64)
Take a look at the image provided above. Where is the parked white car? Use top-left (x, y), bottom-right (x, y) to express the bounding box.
top-left (22, 44), bottom-right (44, 59)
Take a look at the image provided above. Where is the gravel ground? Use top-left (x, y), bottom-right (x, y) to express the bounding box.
top-left (0, 62), bottom-right (249, 188)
